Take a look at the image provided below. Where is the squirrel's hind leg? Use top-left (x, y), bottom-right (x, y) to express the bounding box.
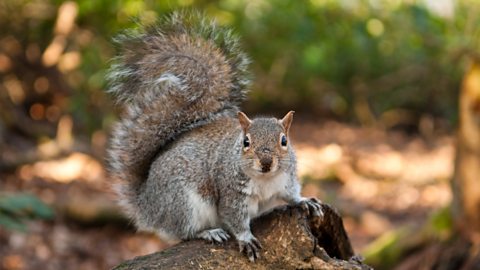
top-left (196, 228), bottom-right (230, 243)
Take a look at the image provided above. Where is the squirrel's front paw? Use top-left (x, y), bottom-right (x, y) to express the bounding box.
top-left (197, 228), bottom-right (230, 243)
top-left (299, 197), bottom-right (324, 218)
top-left (238, 234), bottom-right (262, 262)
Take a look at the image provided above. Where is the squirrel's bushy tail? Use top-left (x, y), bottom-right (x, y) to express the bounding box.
top-left (106, 11), bottom-right (250, 217)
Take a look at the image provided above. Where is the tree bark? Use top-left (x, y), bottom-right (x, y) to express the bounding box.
top-left (113, 203), bottom-right (371, 270)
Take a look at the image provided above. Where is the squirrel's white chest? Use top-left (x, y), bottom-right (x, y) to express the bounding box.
top-left (243, 172), bottom-right (289, 218)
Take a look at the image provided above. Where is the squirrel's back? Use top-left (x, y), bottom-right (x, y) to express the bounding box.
top-left (106, 11), bottom-right (251, 218)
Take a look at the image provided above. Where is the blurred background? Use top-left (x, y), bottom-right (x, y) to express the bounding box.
top-left (1, 0), bottom-right (480, 269)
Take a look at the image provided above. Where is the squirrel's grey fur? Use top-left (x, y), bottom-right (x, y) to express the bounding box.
top-left (106, 11), bottom-right (322, 261)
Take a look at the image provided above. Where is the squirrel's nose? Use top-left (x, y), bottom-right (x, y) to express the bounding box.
top-left (260, 157), bottom-right (272, 173)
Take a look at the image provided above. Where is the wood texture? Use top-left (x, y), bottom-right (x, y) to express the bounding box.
top-left (114, 203), bottom-right (371, 270)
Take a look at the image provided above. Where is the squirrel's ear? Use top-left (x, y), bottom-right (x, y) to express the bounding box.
top-left (281, 111), bottom-right (295, 134)
top-left (238, 111), bottom-right (252, 133)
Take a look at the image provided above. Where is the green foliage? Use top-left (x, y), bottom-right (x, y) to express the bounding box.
top-left (429, 206), bottom-right (453, 239)
top-left (0, 193), bottom-right (54, 231)
top-left (230, 0), bottom-right (476, 123)
top-left (363, 226), bottom-right (410, 269)
top-left (363, 206), bottom-right (455, 269)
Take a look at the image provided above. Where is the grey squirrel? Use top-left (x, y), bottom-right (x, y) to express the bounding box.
top-left (106, 11), bottom-right (323, 262)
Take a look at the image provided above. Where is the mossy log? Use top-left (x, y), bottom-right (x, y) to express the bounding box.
top-left (114, 203), bottom-right (371, 269)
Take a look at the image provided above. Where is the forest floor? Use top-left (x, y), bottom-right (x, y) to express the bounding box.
top-left (0, 120), bottom-right (454, 270)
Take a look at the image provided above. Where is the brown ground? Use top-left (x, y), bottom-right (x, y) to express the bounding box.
top-left (0, 120), bottom-right (453, 270)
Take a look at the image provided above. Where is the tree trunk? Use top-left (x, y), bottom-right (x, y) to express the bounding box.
top-left (394, 60), bottom-right (480, 270)
top-left (113, 203), bottom-right (371, 270)
top-left (452, 60), bottom-right (480, 235)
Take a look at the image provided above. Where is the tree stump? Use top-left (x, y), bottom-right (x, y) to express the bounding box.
top-left (113, 203), bottom-right (371, 269)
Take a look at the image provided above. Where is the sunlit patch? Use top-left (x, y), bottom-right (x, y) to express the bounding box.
top-left (422, 184), bottom-right (452, 206)
top-left (4, 75), bottom-right (25, 104)
top-left (354, 143), bottom-right (454, 184)
top-left (18, 152), bottom-right (104, 183)
top-left (360, 211), bottom-right (393, 236)
top-left (366, 18), bottom-right (384, 37)
top-left (56, 115), bottom-right (73, 150)
top-left (54, 1), bottom-right (78, 35)
top-left (356, 149), bottom-right (404, 179)
top-left (296, 143), bottom-right (343, 179)
top-left (42, 36), bottom-right (66, 67)
top-left (59, 51), bottom-right (81, 72)
top-left (42, 1), bottom-right (78, 67)
top-left (343, 179), bottom-right (379, 201)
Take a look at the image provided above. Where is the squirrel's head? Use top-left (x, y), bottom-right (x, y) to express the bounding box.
top-left (237, 111), bottom-right (295, 177)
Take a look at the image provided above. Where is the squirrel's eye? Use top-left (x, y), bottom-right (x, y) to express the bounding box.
top-left (281, 134), bottom-right (287, 147)
top-left (243, 136), bottom-right (250, 148)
